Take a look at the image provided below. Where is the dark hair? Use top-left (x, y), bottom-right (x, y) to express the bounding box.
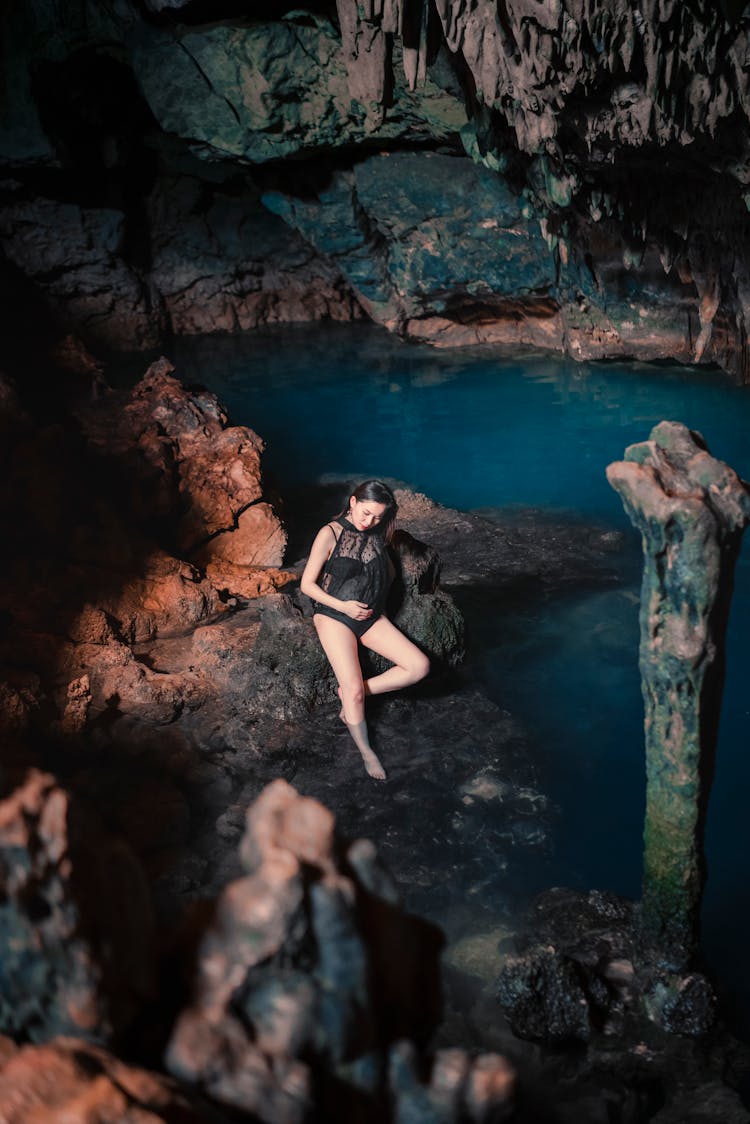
top-left (339, 479), bottom-right (398, 542)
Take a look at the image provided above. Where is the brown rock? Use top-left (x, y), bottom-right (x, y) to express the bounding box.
top-left (0, 1037), bottom-right (208, 1124)
top-left (194, 502), bottom-right (287, 569)
top-left (204, 561), bottom-right (296, 600)
top-left (99, 551), bottom-right (219, 643)
top-left (78, 357), bottom-right (285, 558)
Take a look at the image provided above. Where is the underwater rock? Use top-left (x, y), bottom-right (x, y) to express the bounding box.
top-left (0, 769), bottom-right (156, 1044)
top-left (607, 421), bottom-right (750, 968)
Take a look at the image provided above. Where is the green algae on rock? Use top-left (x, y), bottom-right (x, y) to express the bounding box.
top-left (607, 421), bottom-right (750, 968)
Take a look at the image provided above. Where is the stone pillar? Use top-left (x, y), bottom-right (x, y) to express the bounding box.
top-left (607, 421), bottom-right (750, 968)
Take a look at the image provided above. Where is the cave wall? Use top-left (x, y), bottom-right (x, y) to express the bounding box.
top-left (2, 0), bottom-right (750, 377)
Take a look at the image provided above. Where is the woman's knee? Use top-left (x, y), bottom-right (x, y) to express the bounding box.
top-left (340, 679), bottom-right (365, 706)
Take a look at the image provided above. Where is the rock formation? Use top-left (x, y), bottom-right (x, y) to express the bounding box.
top-left (607, 422), bottom-right (750, 967)
top-left (3, 2), bottom-right (750, 375)
top-left (166, 778), bottom-right (515, 1123)
top-left (0, 1036), bottom-right (215, 1124)
top-left (0, 769), bottom-right (156, 1044)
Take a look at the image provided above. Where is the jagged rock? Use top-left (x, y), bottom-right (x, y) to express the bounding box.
top-left (0, 769), bottom-right (156, 1043)
top-left (0, 1036), bottom-right (214, 1124)
top-left (98, 551), bottom-right (219, 643)
top-left (78, 356), bottom-right (286, 560)
top-left (643, 972), bottom-right (717, 1037)
top-left (203, 561), bottom-right (296, 601)
top-left (263, 151), bottom-right (557, 336)
top-left (385, 529), bottom-right (465, 669)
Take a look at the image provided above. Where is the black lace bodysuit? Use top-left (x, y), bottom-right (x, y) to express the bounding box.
top-left (313, 518), bottom-right (391, 638)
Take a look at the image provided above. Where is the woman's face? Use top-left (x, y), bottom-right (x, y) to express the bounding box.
top-left (349, 496), bottom-right (387, 532)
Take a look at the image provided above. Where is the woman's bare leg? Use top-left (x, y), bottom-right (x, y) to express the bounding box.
top-left (313, 616), bottom-right (386, 780)
top-left (360, 617), bottom-right (430, 696)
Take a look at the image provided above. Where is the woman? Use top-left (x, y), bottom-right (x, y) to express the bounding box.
top-left (300, 480), bottom-right (430, 780)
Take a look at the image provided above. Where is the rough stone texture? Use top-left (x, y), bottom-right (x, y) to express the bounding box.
top-left (384, 528), bottom-right (465, 669)
top-left (147, 175), bottom-right (363, 335)
top-left (0, 1036), bottom-right (214, 1124)
top-left (4, 1), bottom-right (750, 372)
top-left (78, 355), bottom-right (286, 559)
top-left (0, 769), bottom-right (156, 1044)
top-left (0, 192), bottom-right (157, 349)
top-left (607, 422), bottom-right (750, 968)
top-left (263, 151), bottom-right (559, 336)
top-left (496, 945), bottom-right (592, 1043)
top-left (485, 886), bottom-right (741, 1121)
top-left (130, 14), bottom-right (466, 164)
top-left (166, 778), bottom-right (515, 1123)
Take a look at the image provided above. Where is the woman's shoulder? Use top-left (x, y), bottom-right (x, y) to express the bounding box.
top-left (317, 520), bottom-right (343, 543)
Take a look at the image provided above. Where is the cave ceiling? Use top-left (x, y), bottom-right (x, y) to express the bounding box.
top-left (2, 0), bottom-right (750, 375)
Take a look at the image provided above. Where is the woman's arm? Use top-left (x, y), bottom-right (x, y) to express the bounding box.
top-left (300, 526), bottom-right (372, 620)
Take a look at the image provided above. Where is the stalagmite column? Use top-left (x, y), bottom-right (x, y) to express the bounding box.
top-left (607, 421), bottom-right (750, 969)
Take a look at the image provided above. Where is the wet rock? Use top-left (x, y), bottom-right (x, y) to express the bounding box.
top-left (496, 945), bottom-right (592, 1043)
top-left (608, 422), bottom-right (750, 967)
top-left (0, 769), bottom-right (156, 1044)
top-left (0, 1036), bottom-right (215, 1124)
top-left (643, 972), bottom-right (717, 1037)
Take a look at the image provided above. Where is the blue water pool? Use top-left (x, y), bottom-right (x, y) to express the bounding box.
top-left (170, 322), bottom-right (750, 1031)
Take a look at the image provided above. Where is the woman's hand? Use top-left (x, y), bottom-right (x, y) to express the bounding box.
top-left (343, 600), bottom-right (372, 621)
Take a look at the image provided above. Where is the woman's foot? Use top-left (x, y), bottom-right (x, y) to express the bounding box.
top-left (358, 745), bottom-right (387, 781)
